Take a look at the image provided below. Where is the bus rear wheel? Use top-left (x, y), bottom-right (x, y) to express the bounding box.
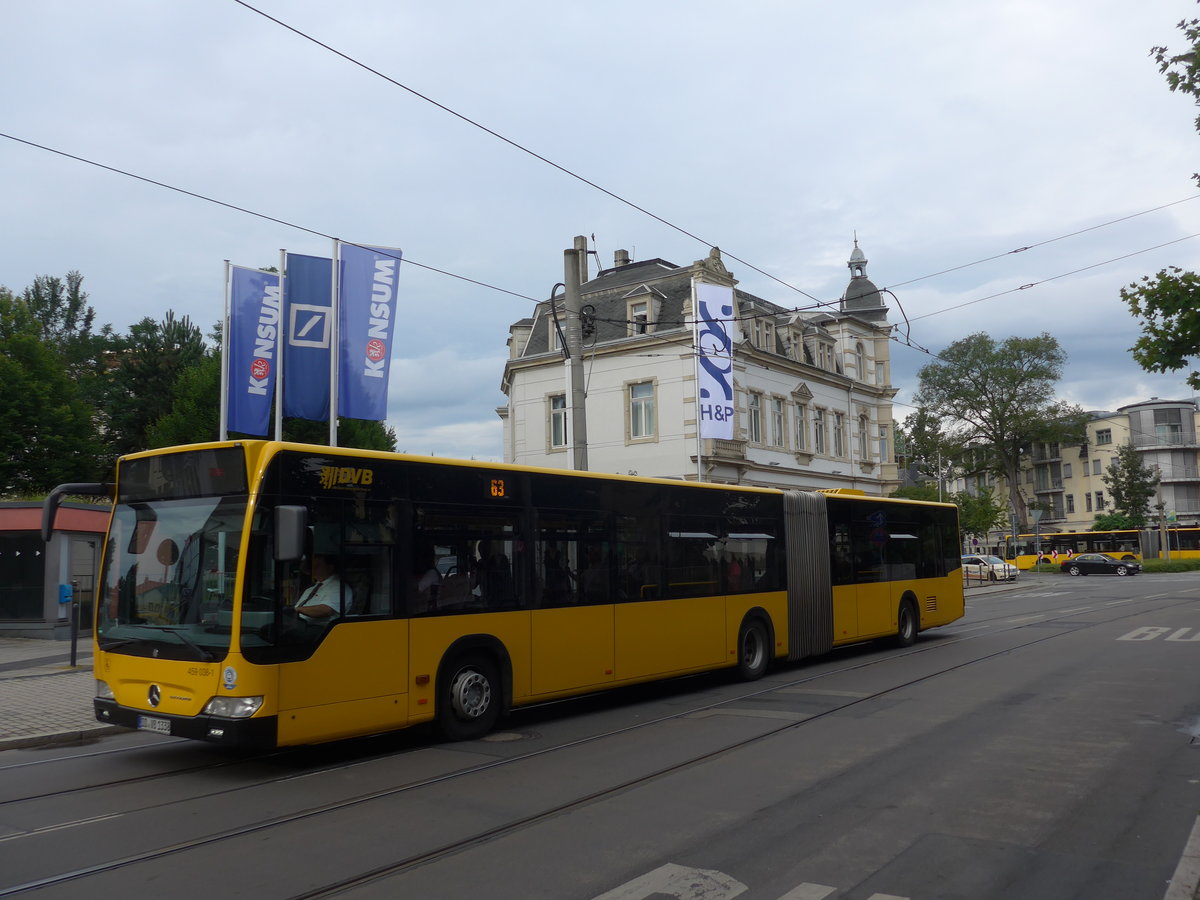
top-left (438, 654), bottom-right (500, 741)
top-left (894, 600), bottom-right (918, 648)
top-left (736, 619), bottom-right (769, 680)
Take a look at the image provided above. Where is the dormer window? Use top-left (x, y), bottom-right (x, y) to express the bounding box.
top-left (630, 300), bottom-right (649, 335)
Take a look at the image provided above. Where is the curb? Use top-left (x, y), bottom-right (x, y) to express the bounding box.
top-left (0, 725), bottom-right (128, 752)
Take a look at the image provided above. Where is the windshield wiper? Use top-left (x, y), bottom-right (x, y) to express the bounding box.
top-left (157, 627), bottom-right (216, 662)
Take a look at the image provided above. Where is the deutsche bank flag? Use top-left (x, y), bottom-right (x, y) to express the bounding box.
top-left (282, 253), bottom-right (333, 421)
top-left (338, 243), bottom-right (402, 421)
top-left (694, 281), bottom-right (735, 441)
top-left (227, 266), bottom-right (281, 436)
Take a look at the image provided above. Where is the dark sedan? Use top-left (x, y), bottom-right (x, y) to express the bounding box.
top-left (1061, 552), bottom-right (1142, 576)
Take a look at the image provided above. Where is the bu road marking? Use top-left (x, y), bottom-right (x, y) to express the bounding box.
top-left (592, 863), bottom-right (747, 899)
top-left (1117, 627), bottom-right (1200, 641)
top-left (1007, 615), bottom-right (1045, 624)
top-left (777, 885), bottom-right (837, 899)
top-left (594, 865), bottom-right (910, 900)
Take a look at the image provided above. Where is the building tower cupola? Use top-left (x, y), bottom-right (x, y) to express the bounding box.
top-left (840, 235), bottom-right (888, 324)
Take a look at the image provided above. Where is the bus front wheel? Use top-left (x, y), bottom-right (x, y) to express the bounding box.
top-left (736, 618), bottom-right (770, 680)
top-left (438, 654), bottom-right (500, 741)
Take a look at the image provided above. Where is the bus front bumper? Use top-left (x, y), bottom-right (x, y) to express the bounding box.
top-left (94, 698), bottom-right (277, 748)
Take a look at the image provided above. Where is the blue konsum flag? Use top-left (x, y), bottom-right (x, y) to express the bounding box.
top-left (338, 243), bottom-right (402, 421)
top-left (227, 266), bottom-right (281, 436)
top-left (282, 252), bottom-right (333, 421)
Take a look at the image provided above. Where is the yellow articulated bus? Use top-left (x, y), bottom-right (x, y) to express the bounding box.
top-left (42, 441), bottom-right (964, 748)
top-left (1002, 527), bottom-right (1200, 570)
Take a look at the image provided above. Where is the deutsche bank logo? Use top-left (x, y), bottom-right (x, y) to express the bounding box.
top-left (289, 305), bottom-right (330, 349)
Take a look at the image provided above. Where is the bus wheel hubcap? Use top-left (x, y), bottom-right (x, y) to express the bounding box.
top-left (452, 670), bottom-right (490, 719)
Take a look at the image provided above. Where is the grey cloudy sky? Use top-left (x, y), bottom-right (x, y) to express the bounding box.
top-left (3, 0), bottom-right (1199, 460)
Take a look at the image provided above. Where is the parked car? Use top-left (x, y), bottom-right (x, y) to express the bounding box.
top-left (1060, 552), bottom-right (1142, 576)
top-left (961, 554), bottom-right (1019, 582)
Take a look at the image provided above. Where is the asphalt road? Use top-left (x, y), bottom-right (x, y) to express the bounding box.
top-left (2, 573), bottom-right (1199, 899)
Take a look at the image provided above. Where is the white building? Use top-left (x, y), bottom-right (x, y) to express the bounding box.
top-left (499, 241), bottom-right (900, 494)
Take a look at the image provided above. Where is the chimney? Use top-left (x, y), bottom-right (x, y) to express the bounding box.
top-left (614, 249), bottom-right (630, 267)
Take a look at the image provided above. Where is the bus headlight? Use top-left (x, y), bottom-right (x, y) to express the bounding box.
top-left (96, 680), bottom-right (115, 700)
top-left (202, 696), bottom-right (264, 718)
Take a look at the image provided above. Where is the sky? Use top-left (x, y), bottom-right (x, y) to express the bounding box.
top-left (4, 0), bottom-right (1200, 461)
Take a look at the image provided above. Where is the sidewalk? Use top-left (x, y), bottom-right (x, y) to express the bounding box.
top-left (0, 636), bottom-right (119, 750)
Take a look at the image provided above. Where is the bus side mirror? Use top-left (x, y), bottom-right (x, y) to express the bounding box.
top-left (275, 506), bottom-right (308, 561)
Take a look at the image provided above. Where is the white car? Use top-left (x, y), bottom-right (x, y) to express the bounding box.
top-left (961, 554), bottom-right (1019, 582)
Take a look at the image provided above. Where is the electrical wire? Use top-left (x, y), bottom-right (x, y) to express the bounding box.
top-left (0, 131), bottom-right (541, 305)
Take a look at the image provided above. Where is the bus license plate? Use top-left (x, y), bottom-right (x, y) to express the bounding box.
top-left (137, 716), bottom-right (172, 735)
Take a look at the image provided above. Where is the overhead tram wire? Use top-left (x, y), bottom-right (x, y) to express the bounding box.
top-left (229, 0), bottom-right (825, 306)
top-left (907, 231), bottom-right (1200, 323)
top-left (0, 131), bottom-right (540, 305)
top-left (884, 194), bottom-right (1200, 291)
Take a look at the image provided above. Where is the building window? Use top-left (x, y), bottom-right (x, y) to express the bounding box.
top-left (549, 394), bottom-right (567, 449)
top-left (795, 403), bottom-right (807, 451)
top-left (629, 381), bottom-right (655, 440)
top-left (1093, 459), bottom-right (1102, 475)
top-left (1096, 491), bottom-right (1105, 510)
top-left (855, 342), bottom-right (865, 380)
top-left (770, 397), bottom-right (786, 447)
top-left (1066, 494), bottom-right (1075, 514)
top-left (629, 299), bottom-right (649, 336)
top-left (857, 415), bottom-right (869, 460)
top-left (751, 317), bottom-right (775, 351)
top-left (748, 392), bottom-right (763, 443)
top-left (814, 408), bottom-right (827, 454)
top-left (1095, 428), bottom-right (1112, 445)
top-left (878, 425), bottom-right (889, 463)
top-left (1085, 493), bottom-right (1093, 512)
top-left (1063, 463), bottom-right (1072, 479)
top-left (1155, 408), bottom-right (1184, 443)
top-left (833, 412), bottom-right (845, 458)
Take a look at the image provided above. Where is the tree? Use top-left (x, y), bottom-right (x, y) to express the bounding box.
top-left (0, 329), bottom-right (103, 494)
top-left (955, 488), bottom-right (1008, 544)
top-left (1091, 512), bottom-right (1141, 531)
top-left (103, 311), bottom-right (206, 459)
top-left (914, 332), bottom-right (1087, 531)
top-left (1121, 13), bottom-right (1200, 386)
top-left (889, 483), bottom-right (941, 502)
top-left (1100, 442), bottom-right (1160, 527)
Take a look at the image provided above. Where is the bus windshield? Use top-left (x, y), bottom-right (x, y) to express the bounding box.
top-left (97, 495), bottom-right (246, 661)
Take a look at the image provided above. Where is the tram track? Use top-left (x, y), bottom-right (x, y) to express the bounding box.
top-left (4, 583), bottom-right (1197, 897)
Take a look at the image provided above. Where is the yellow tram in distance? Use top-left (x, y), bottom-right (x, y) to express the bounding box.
top-left (43, 441), bottom-right (965, 748)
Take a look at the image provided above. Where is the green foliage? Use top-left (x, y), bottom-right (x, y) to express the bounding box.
top-left (1122, 18), bottom-right (1200, 386)
top-left (954, 488), bottom-right (1007, 539)
top-left (889, 483), bottom-right (941, 502)
top-left (105, 311), bottom-right (206, 458)
top-left (1142, 557), bottom-right (1200, 573)
top-left (914, 331), bottom-right (1086, 530)
top-left (1121, 267), bottom-right (1200, 390)
top-left (0, 331), bottom-right (104, 492)
top-left (1091, 512), bottom-right (1141, 531)
top-left (1100, 442), bottom-right (1160, 526)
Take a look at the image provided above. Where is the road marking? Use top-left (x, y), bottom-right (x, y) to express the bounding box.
top-left (1058, 606), bottom-right (1094, 615)
top-left (594, 863), bottom-right (747, 899)
top-left (1165, 815), bottom-right (1200, 900)
top-left (1007, 615), bottom-right (1046, 624)
top-left (777, 885), bottom-right (836, 900)
top-left (775, 688), bottom-right (873, 698)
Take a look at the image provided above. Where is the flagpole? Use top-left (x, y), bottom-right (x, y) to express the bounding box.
top-left (329, 238), bottom-right (340, 447)
top-left (275, 249), bottom-right (286, 442)
top-left (692, 280), bottom-right (702, 482)
top-left (220, 260), bottom-right (231, 441)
